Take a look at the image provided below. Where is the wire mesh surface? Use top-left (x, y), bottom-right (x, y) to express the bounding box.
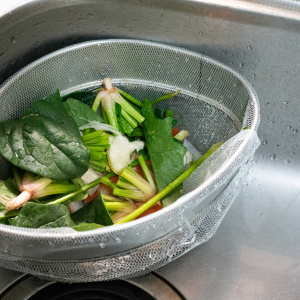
top-left (0, 39), bottom-right (260, 282)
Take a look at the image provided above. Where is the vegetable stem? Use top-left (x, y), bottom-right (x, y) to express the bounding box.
top-left (115, 142), bottom-right (222, 224)
top-left (174, 130), bottom-right (189, 141)
top-left (105, 201), bottom-right (136, 213)
top-left (121, 109), bottom-right (138, 128)
top-left (45, 177), bottom-right (103, 205)
top-left (115, 88), bottom-right (143, 108)
top-left (152, 90), bottom-right (181, 106)
top-left (138, 155), bottom-right (156, 190)
top-left (113, 188), bottom-right (146, 201)
top-left (120, 166), bottom-right (155, 200)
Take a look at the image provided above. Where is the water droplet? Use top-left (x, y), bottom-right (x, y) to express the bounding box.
top-left (99, 242), bottom-right (105, 248)
top-left (115, 237), bottom-right (121, 243)
top-left (149, 252), bottom-right (157, 260)
top-left (199, 31), bottom-right (204, 36)
top-left (222, 50), bottom-right (227, 55)
top-left (262, 140), bottom-right (268, 145)
top-left (247, 45), bottom-right (252, 50)
top-left (11, 36), bottom-right (16, 44)
top-left (270, 154), bottom-right (276, 160)
top-left (293, 129), bottom-right (298, 134)
top-left (239, 62), bottom-right (244, 67)
top-left (286, 126), bottom-right (292, 130)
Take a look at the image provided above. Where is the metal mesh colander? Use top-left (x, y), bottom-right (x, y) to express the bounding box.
top-left (0, 39), bottom-right (260, 282)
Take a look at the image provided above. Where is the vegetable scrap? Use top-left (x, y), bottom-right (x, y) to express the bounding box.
top-left (0, 78), bottom-right (222, 231)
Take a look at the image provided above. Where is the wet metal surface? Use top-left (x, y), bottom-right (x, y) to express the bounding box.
top-left (0, 0), bottom-right (299, 299)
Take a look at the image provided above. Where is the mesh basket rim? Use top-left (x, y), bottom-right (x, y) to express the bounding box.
top-left (0, 39), bottom-right (260, 240)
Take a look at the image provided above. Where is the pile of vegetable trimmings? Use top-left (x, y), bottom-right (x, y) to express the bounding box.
top-left (0, 78), bottom-right (221, 231)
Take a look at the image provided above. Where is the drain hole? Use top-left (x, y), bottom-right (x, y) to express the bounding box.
top-left (28, 281), bottom-right (155, 300)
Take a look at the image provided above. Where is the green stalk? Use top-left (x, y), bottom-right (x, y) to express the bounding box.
top-left (152, 90), bottom-right (181, 106)
top-left (86, 145), bottom-right (107, 153)
top-left (138, 155), bottom-right (156, 190)
top-left (120, 166), bottom-right (155, 199)
top-left (113, 188), bottom-right (146, 201)
top-left (102, 194), bottom-right (122, 202)
top-left (45, 177), bottom-right (103, 205)
top-left (102, 109), bottom-right (109, 125)
top-left (115, 87), bottom-right (143, 108)
top-left (115, 142), bottom-right (222, 224)
top-left (91, 89), bottom-right (104, 112)
top-left (100, 176), bottom-right (115, 190)
top-left (82, 130), bottom-right (103, 143)
top-left (85, 90), bottom-right (104, 135)
top-left (174, 130), bottom-right (189, 141)
top-left (121, 109), bottom-right (138, 128)
top-left (116, 178), bottom-right (138, 191)
top-left (102, 93), bottom-right (119, 130)
top-left (105, 201), bottom-right (136, 213)
top-left (111, 92), bottom-right (145, 124)
top-left (35, 182), bottom-right (77, 198)
top-left (89, 161), bottom-right (106, 173)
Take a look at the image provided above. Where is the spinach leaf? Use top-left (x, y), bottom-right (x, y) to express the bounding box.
top-left (71, 195), bottom-right (113, 226)
top-left (11, 202), bottom-right (74, 228)
top-left (62, 90), bottom-right (95, 105)
top-left (0, 92), bottom-right (90, 181)
top-left (72, 223), bottom-right (103, 231)
top-left (141, 99), bottom-right (187, 206)
top-left (63, 98), bottom-right (104, 128)
top-left (0, 178), bottom-right (19, 199)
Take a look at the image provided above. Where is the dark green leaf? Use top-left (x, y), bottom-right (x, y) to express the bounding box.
top-left (72, 222), bottom-right (103, 231)
top-left (0, 178), bottom-right (19, 199)
top-left (62, 90), bottom-right (95, 105)
top-left (141, 99), bottom-right (187, 206)
top-left (0, 96), bottom-right (90, 181)
top-left (11, 202), bottom-right (74, 228)
top-left (154, 108), bottom-right (164, 119)
top-left (63, 98), bottom-right (104, 128)
top-left (42, 89), bottom-right (62, 103)
top-left (71, 195), bottom-right (113, 226)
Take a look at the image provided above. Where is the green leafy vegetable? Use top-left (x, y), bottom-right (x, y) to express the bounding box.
top-left (0, 92), bottom-right (90, 181)
top-left (115, 142), bottom-right (223, 224)
top-left (0, 178), bottom-right (19, 201)
top-left (71, 195), bottom-right (113, 226)
top-left (141, 99), bottom-right (187, 206)
top-left (63, 97), bottom-right (104, 128)
top-left (62, 90), bottom-right (95, 105)
top-left (11, 202), bottom-right (74, 228)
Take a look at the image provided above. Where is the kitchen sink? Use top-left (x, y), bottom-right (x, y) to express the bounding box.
top-left (0, 1), bottom-right (299, 299)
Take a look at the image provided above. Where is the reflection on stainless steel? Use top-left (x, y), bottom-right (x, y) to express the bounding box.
top-left (0, 0), bottom-right (299, 299)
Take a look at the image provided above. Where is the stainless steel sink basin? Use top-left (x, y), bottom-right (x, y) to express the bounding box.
top-left (0, 1), bottom-right (299, 299)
